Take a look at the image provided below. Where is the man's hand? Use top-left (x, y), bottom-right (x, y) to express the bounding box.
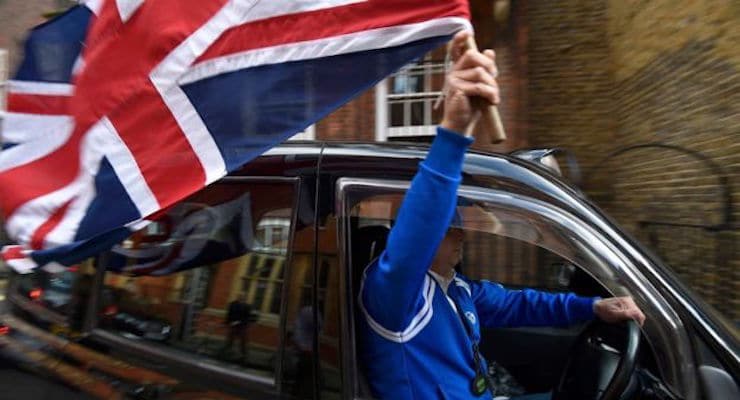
top-left (594, 296), bottom-right (646, 326)
top-left (440, 31), bottom-right (500, 135)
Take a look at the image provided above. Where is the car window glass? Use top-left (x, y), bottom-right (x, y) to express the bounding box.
top-left (348, 193), bottom-right (596, 293)
top-left (12, 260), bottom-right (96, 334)
top-left (344, 182), bottom-right (689, 398)
top-left (281, 216), bottom-right (342, 399)
top-left (96, 181), bottom-right (296, 381)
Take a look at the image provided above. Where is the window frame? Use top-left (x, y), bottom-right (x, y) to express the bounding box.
top-left (0, 48), bottom-right (7, 112)
top-left (287, 124), bottom-right (316, 141)
top-left (375, 56), bottom-right (447, 141)
top-left (83, 176), bottom-right (303, 393)
top-left (336, 177), bottom-right (695, 399)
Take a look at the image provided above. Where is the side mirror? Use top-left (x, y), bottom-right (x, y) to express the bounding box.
top-left (510, 148), bottom-right (582, 187)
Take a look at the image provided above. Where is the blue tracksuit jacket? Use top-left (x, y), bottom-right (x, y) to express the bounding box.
top-left (358, 127), bottom-right (597, 399)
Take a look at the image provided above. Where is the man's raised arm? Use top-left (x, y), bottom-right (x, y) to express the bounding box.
top-left (360, 32), bottom-right (500, 332)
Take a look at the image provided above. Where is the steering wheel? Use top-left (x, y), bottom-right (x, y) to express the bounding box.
top-left (553, 320), bottom-right (640, 400)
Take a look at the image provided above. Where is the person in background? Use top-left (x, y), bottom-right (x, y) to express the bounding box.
top-left (223, 293), bottom-right (255, 361)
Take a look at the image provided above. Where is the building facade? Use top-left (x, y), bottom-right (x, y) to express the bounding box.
top-left (316, 0), bottom-right (739, 324)
top-left (1, 0), bottom-right (737, 324)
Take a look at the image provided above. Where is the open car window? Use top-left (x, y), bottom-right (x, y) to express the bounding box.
top-left (350, 192), bottom-right (591, 293)
top-left (340, 177), bottom-right (694, 398)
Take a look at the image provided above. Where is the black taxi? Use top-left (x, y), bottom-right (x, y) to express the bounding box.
top-left (0, 141), bottom-right (737, 400)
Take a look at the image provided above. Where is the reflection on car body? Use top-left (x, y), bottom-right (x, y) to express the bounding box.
top-left (0, 142), bottom-right (737, 400)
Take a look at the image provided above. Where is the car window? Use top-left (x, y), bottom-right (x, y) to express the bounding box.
top-left (281, 215), bottom-right (342, 399)
top-left (95, 180), bottom-right (297, 382)
top-left (11, 260), bottom-right (96, 334)
top-left (349, 193), bottom-right (597, 294)
top-left (341, 178), bottom-right (693, 398)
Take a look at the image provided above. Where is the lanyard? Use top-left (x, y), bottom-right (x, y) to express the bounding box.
top-left (432, 274), bottom-right (495, 397)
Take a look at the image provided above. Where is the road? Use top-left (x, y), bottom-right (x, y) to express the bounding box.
top-left (0, 367), bottom-right (96, 400)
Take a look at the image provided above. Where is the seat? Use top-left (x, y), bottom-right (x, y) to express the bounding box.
top-left (349, 223), bottom-right (389, 399)
top-left (350, 225), bottom-right (390, 277)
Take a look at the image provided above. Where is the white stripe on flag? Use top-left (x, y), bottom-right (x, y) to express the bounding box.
top-left (1, 113), bottom-right (71, 143)
top-left (180, 17), bottom-right (471, 85)
top-left (83, 0), bottom-right (104, 15)
top-left (151, 0), bottom-right (372, 185)
top-left (5, 176), bottom-right (82, 246)
top-left (126, 219), bottom-right (150, 231)
top-left (0, 114), bottom-right (73, 171)
top-left (148, 0), bottom-right (263, 185)
top-left (43, 179), bottom-right (95, 249)
top-left (235, 0), bottom-right (367, 24)
top-left (116, 0), bottom-right (145, 22)
top-left (35, 116), bottom-right (159, 248)
top-left (7, 80), bottom-right (73, 96)
top-left (96, 117), bottom-right (160, 217)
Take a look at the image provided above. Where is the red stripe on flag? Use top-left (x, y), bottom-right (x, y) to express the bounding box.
top-left (197, 0), bottom-right (469, 63)
top-left (30, 199), bottom-right (73, 250)
top-left (107, 83), bottom-right (206, 210)
top-left (0, 0), bottom-right (227, 224)
top-left (7, 92), bottom-right (69, 115)
top-left (71, 0), bottom-right (230, 133)
top-left (1, 245), bottom-right (25, 262)
top-left (81, 0), bottom-right (126, 55)
top-left (0, 133), bottom-right (82, 219)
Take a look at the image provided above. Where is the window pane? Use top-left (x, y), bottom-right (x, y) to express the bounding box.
top-left (12, 261), bottom-right (96, 333)
top-left (389, 103), bottom-right (404, 127)
top-left (281, 220), bottom-right (342, 399)
top-left (384, 55), bottom-right (446, 135)
top-left (97, 181), bottom-right (296, 380)
top-left (349, 192), bottom-right (594, 293)
top-left (409, 101), bottom-right (425, 126)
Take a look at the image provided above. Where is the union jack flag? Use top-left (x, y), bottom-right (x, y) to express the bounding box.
top-left (1, 0), bottom-right (471, 272)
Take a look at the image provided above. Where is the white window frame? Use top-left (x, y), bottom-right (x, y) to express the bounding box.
top-left (0, 49), bottom-right (8, 113)
top-left (288, 124), bottom-right (315, 141)
top-left (375, 57), bottom-right (446, 141)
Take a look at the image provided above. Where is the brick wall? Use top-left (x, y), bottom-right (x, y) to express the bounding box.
top-left (471, 0), bottom-right (530, 153)
top-left (526, 0), bottom-right (616, 172)
top-left (603, 0), bottom-right (739, 323)
top-left (316, 90), bottom-right (376, 141)
top-left (526, 0), bottom-right (739, 323)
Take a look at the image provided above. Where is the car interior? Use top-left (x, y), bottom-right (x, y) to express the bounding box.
top-left (346, 203), bottom-right (677, 400)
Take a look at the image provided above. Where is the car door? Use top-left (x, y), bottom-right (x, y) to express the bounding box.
top-left (337, 177), bottom-right (696, 399)
top-left (2, 175), bottom-right (314, 399)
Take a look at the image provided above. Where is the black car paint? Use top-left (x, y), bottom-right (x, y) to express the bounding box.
top-left (0, 140), bottom-right (736, 399)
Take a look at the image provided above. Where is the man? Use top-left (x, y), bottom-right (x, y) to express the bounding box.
top-left (223, 293), bottom-right (255, 360)
top-left (358, 31), bottom-right (645, 400)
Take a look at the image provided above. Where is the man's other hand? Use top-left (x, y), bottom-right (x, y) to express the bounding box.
top-left (594, 296), bottom-right (646, 326)
top-left (440, 31), bottom-right (499, 135)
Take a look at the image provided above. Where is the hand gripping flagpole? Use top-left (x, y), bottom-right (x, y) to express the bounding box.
top-left (434, 35), bottom-right (507, 143)
top-left (463, 36), bottom-right (506, 143)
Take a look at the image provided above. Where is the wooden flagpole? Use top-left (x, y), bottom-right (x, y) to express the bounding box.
top-left (463, 36), bottom-right (506, 144)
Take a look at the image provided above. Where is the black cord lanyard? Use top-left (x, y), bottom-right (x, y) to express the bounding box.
top-left (433, 274), bottom-right (495, 397)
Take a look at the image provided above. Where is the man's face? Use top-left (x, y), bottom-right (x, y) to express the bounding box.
top-left (431, 228), bottom-right (464, 275)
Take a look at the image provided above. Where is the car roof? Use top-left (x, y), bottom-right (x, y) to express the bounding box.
top-left (232, 140), bottom-right (593, 219)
